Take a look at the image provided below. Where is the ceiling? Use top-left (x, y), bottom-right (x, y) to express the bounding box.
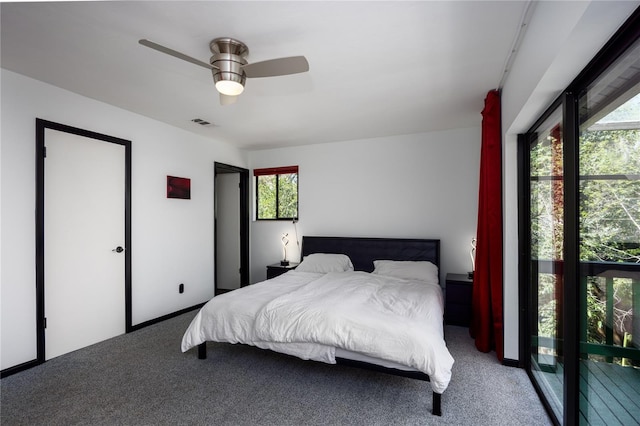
top-left (1, 1), bottom-right (527, 150)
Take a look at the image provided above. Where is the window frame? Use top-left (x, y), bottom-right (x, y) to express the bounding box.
top-left (254, 165), bottom-right (299, 221)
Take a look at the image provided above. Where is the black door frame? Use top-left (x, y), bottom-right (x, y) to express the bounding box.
top-left (214, 162), bottom-right (250, 294)
top-left (35, 119), bottom-right (132, 364)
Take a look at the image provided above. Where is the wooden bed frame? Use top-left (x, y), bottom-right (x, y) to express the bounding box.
top-left (197, 236), bottom-right (444, 416)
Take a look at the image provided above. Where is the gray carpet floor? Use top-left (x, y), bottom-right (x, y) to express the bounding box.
top-left (1, 310), bottom-right (551, 425)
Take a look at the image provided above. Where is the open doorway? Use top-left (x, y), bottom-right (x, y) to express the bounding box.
top-left (214, 162), bottom-right (249, 294)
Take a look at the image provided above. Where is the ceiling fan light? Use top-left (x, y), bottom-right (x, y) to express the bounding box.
top-left (215, 80), bottom-right (244, 96)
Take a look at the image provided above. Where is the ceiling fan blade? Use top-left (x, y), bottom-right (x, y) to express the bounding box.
top-left (220, 93), bottom-right (238, 106)
top-left (242, 56), bottom-right (309, 78)
top-left (139, 39), bottom-right (217, 70)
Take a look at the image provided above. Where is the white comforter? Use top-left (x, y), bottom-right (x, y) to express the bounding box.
top-left (181, 271), bottom-right (454, 393)
top-left (254, 271), bottom-right (453, 393)
top-left (181, 271), bottom-right (335, 362)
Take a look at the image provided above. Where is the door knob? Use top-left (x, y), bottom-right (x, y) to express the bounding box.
top-left (112, 246), bottom-right (125, 253)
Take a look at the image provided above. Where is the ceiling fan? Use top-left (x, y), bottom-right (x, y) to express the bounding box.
top-left (139, 37), bottom-right (309, 105)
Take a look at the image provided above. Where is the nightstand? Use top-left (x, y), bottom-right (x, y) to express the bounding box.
top-left (444, 273), bottom-right (473, 326)
top-left (266, 262), bottom-right (299, 279)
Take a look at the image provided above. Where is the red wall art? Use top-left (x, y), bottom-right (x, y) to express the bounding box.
top-left (167, 176), bottom-right (191, 199)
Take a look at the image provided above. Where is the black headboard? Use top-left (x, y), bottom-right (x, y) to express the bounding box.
top-left (301, 236), bottom-right (440, 273)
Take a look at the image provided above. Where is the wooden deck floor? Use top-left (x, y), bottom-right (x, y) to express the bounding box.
top-left (579, 360), bottom-right (640, 425)
top-left (532, 358), bottom-right (640, 425)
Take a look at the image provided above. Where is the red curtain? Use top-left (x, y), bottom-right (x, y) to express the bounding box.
top-left (470, 89), bottom-right (504, 361)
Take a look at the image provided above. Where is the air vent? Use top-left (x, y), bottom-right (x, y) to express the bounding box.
top-left (191, 118), bottom-right (212, 126)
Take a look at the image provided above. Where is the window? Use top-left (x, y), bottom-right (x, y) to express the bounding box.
top-left (254, 166), bottom-right (298, 220)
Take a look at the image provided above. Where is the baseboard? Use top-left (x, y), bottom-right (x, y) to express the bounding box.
top-left (129, 303), bottom-right (204, 332)
top-left (2, 304), bottom-right (204, 378)
top-left (1, 359), bottom-right (42, 379)
top-left (502, 358), bottom-right (522, 368)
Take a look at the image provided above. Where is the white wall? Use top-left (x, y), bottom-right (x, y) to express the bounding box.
top-left (0, 69), bottom-right (247, 370)
top-left (248, 128), bottom-right (481, 285)
top-left (500, 1), bottom-right (638, 360)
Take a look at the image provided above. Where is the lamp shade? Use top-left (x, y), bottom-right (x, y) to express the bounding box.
top-left (215, 79), bottom-right (244, 96)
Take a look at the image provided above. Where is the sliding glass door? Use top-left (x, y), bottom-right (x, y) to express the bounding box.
top-left (576, 37), bottom-right (640, 425)
top-left (521, 9), bottom-right (640, 425)
top-left (527, 107), bottom-right (565, 422)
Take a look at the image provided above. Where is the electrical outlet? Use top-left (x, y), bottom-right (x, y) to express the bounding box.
top-left (179, 283), bottom-right (184, 294)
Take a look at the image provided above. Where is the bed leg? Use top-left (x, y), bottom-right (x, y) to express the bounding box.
top-left (197, 343), bottom-right (207, 360)
top-left (432, 392), bottom-right (442, 416)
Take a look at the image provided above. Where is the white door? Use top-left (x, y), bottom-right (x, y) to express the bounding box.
top-left (44, 128), bottom-right (126, 359)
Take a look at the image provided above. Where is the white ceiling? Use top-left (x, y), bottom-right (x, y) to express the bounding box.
top-left (1, 1), bottom-right (527, 150)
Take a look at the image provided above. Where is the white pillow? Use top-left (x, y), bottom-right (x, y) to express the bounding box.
top-left (295, 253), bottom-right (354, 273)
top-left (372, 260), bottom-right (439, 284)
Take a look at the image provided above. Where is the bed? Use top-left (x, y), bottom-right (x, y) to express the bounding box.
top-left (182, 236), bottom-right (453, 416)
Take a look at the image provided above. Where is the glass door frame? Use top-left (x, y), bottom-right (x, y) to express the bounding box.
top-left (519, 94), bottom-right (579, 426)
top-left (518, 8), bottom-right (640, 425)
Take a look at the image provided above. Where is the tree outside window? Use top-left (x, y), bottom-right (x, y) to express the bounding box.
top-left (254, 166), bottom-right (298, 220)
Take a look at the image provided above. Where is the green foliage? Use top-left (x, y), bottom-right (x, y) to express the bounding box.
top-left (585, 279), bottom-right (607, 345)
top-left (531, 124), bottom-right (639, 362)
top-left (536, 274), bottom-right (559, 339)
top-left (530, 131), bottom-right (564, 261)
top-left (257, 173), bottom-right (298, 219)
top-left (277, 173), bottom-right (298, 219)
top-left (579, 129), bottom-right (640, 263)
top-left (257, 175), bottom-right (276, 219)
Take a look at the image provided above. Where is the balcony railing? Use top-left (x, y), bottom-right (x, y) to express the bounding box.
top-left (531, 260), bottom-right (640, 424)
top-left (532, 259), bottom-right (640, 364)
top-left (579, 261), bottom-right (640, 364)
